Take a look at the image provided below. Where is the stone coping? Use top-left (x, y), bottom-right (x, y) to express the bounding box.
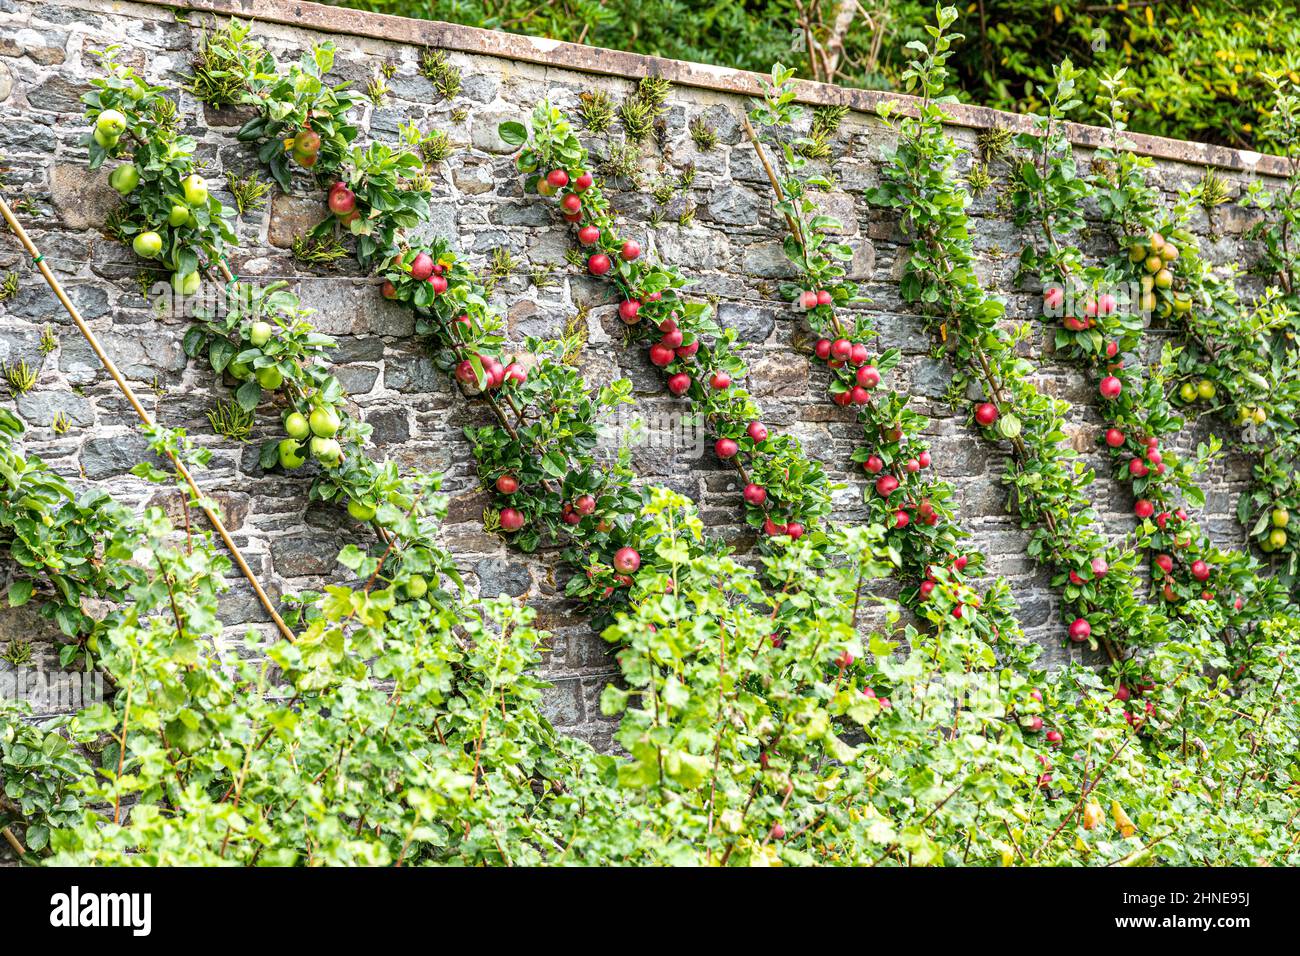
top-left (130, 0), bottom-right (1293, 180)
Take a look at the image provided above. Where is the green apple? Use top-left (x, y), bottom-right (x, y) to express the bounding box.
top-left (309, 436), bottom-right (342, 466)
top-left (347, 499), bottom-right (377, 522)
top-left (248, 321), bottom-right (273, 347)
top-left (93, 127), bottom-right (119, 149)
top-left (96, 109), bottom-right (127, 138)
top-left (132, 231), bottom-right (163, 259)
top-left (1269, 528), bottom-right (1288, 549)
top-left (1196, 379), bottom-right (1216, 400)
top-left (255, 365), bottom-right (283, 390)
top-left (308, 406), bottom-right (340, 438)
top-left (278, 438), bottom-right (306, 469)
top-left (227, 359), bottom-right (252, 380)
top-left (1254, 407), bottom-right (1268, 424)
top-left (172, 270), bottom-right (200, 296)
top-left (284, 411), bottom-right (310, 440)
top-left (109, 164), bottom-right (140, 195)
top-left (181, 174), bottom-right (208, 207)
top-left (403, 574), bottom-right (428, 599)
top-left (168, 204), bottom-right (191, 227)
top-left (1179, 382), bottom-right (1198, 403)
top-left (1273, 508), bottom-right (1290, 528)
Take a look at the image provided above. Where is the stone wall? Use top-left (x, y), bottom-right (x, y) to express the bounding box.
top-left (0, 0), bottom-right (1283, 747)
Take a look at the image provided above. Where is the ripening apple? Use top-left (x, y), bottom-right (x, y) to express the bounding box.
top-left (786, 522), bottom-right (805, 540)
top-left (1091, 557), bottom-right (1109, 577)
top-left (849, 343), bottom-right (869, 366)
top-left (830, 339), bottom-right (852, 361)
top-left (618, 299), bottom-right (641, 323)
top-left (500, 507), bottom-right (525, 532)
top-left (800, 291), bottom-right (818, 309)
top-left (348, 499), bottom-right (377, 522)
top-left (132, 231), bottom-right (163, 259)
top-left (974, 402), bottom-right (999, 427)
top-left (676, 342), bottom-right (699, 359)
top-left (814, 339), bottom-right (832, 360)
top-left (561, 193), bottom-right (582, 214)
top-left (575, 495), bottom-right (596, 516)
top-left (1134, 499), bottom-right (1155, 519)
top-left (850, 386), bottom-right (869, 405)
top-left (410, 253), bottom-right (434, 281)
top-left (816, 290), bottom-right (832, 306)
top-left (659, 326), bottom-right (684, 349)
top-left (496, 474), bottom-right (519, 494)
top-left (284, 411), bottom-right (310, 440)
top-left (747, 421), bottom-right (768, 443)
top-left (613, 547), bottom-right (641, 574)
top-left (329, 185), bottom-right (357, 215)
top-left (667, 372), bottom-right (691, 396)
top-left (875, 475), bottom-right (899, 497)
top-left (649, 343), bottom-right (675, 367)
top-left (1129, 458), bottom-right (1148, 477)
top-left (547, 169), bottom-right (569, 188)
top-left (863, 455), bottom-right (883, 474)
top-left (255, 365), bottom-right (283, 390)
top-left (309, 406), bottom-right (341, 438)
top-left (310, 436), bottom-right (342, 466)
top-left (278, 438), bottom-right (306, 469)
top-left (715, 437), bottom-right (738, 459)
top-left (96, 108), bottom-right (127, 138)
top-left (894, 510), bottom-right (910, 529)
top-left (1105, 428), bottom-right (1125, 448)
top-left (1099, 376), bottom-right (1123, 400)
top-left (621, 240), bottom-right (641, 261)
top-left (574, 173), bottom-right (593, 192)
top-left (856, 365), bottom-right (880, 389)
top-left (181, 174), bottom-right (208, 207)
top-left (588, 253), bottom-right (612, 276)
top-left (710, 371), bottom-right (731, 390)
top-left (578, 225), bottom-right (600, 245)
top-left (1068, 617), bottom-right (1091, 642)
top-left (172, 270), bottom-right (201, 296)
top-left (1191, 559), bottom-right (1210, 581)
top-left (743, 483), bottom-right (767, 505)
top-left (382, 280), bottom-right (398, 300)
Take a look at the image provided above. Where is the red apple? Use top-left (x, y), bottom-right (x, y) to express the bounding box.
top-left (496, 474), bottom-right (519, 494)
top-left (715, 437), bottom-right (738, 459)
top-left (561, 193), bottom-right (582, 214)
top-left (814, 339), bottom-right (832, 360)
top-left (1099, 375), bottom-right (1123, 400)
top-left (574, 172), bottom-right (593, 191)
top-left (328, 185), bottom-right (356, 215)
top-left (649, 343), bottom-right (675, 367)
top-left (667, 372), bottom-right (691, 396)
top-left (895, 510), bottom-right (910, 528)
top-left (659, 326), bottom-right (684, 349)
top-left (1191, 559), bottom-right (1210, 581)
top-left (830, 339), bottom-right (852, 361)
top-left (747, 421), bottom-right (768, 443)
top-left (1068, 617), bottom-right (1092, 642)
top-left (974, 402), bottom-right (999, 427)
top-left (710, 371), bottom-right (731, 390)
top-left (1105, 428), bottom-right (1125, 448)
top-left (619, 299), bottom-right (641, 323)
top-left (410, 252), bottom-right (434, 281)
top-left (613, 547), bottom-right (641, 574)
top-left (578, 225), bottom-right (600, 245)
top-left (864, 455), bottom-right (884, 474)
top-left (918, 451), bottom-right (931, 468)
top-left (1155, 553), bottom-right (1174, 574)
top-left (1129, 458), bottom-right (1148, 477)
top-left (575, 495), bottom-right (596, 516)
top-left (547, 169), bottom-right (569, 188)
top-left (1091, 557), bottom-right (1109, 577)
top-left (1046, 729), bottom-right (1063, 746)
top-left (786, 522), bottom-right (804, 540)
top-left (589, 253), bottom-right (612, 275)
top-left (430, 274), bottom-right (448, 294)
top-left (850, 386), bottom-right (870, 405)
top-left (875, 474), bottom-right (899, 497)
top-left (856, 365), bottom-right (881, 389)
top-left (1135, 499), bottom-right (1155, 519)
top-left (381, 280), bottom-right (398, 300)
top-left (849, 343), bottom-right (869, 366)
top-left (499, 507), bottom-right (525, 532)
top-left (743, 483), bottom-right (767, 505)
top-left (621, 240), bottom-right (641, 261)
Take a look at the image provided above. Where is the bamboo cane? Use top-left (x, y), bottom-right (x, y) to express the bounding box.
top-left (0, 194), bottom-right (296, 643)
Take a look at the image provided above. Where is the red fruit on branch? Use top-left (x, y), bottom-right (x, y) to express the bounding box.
top-left (1155, 554), bottom-right (1174, 574)
top-left (499, 508), bottom-right (525, 532)
top-left (747, 421), bottom-right (768, 443)
top-left (830, 339), bottom-right (852, 361)
top-left (814, 338), bottom-right (832, 360)
top-left (1191, 559), bottom-right (1210, 582)
top-left (1105, 428), bottom-right (1125, 448)
top-left (381, 280), bottom-right (398, 300)
top-left (561, 504), bottom-right (581, 526)
top-left (1069, 571), bottom-right (1084, 585)
top-left (1029, 688), bottom-right (1043, 702)
top-left (1068, 617), bottom-right (1092, 642)
top-left (849, 343), bottom-right (869, 366)
top-left (547, 169), bottom-right (569, 188)
top-left (894, 510), bottom-right (910, 528)
top-left (905, 459), bottom-right (920, 473)
top-left (573, 172), bottom-right (593, 192)
top-left (667, 372), bottom-right (691, 396)
top-left (832, 390), bottom-right (853, 406)
top-left (1044, 286), bottom-right (1065, 310)
top-left (800, 291), bottom-right (818, 309)
top-left (919, 580), bottom-right (935, 600)
top-left (1025, 715), bottom-right (1043, 732)
top-left (816, 290), bottom-right (833, 306)
top-left (856, 365), bottom-right (881, 388)
top-left (561, 193), bottom-right (582, 214)
top-left (410, 252), bottom-right (434, 281)
top-left (715, 437), bottom-right (738, 459)
top-left (621, 240), bottom-right (641, 260)
top-left (710, 371), bottom-right (731, 390)
top-left (659, 326), bottom-right (684, 349)
top-left (953, 554), bottom-right (968, 570)
top-left (918, 451), bottom-right (932, 468)
top-left (328, 185), bottom-right (356, 215)
top-left (864, 455), bottom-right (884, 474)
top-left (575, 495), bottom-right (597, 516)
top-left (1146, 449), bottom-right (1162, 466)
top-left (1091, 557), bottom-right (1109, 577)
top-left (875, 475), bottom-right (899, 497)
top-left (1046, 730), bottom-right (1063, 746)
top-left (429, 274), bottom-right (448, 294)
top-left (577, 225), bottom-right (600, 245)
top-left (786, 522), bottom-right (804, 540)
top-left (850, 386), bottom-right (870, 405)
top-left (648, 343), bottom-right (675, 367)
top-left (613, 547), bottom-right (641, 574)
top-left (454, 360), bottom-right (477, 385)
top-left (1099, 375), bottom-right (1123, 400)
top-left (588, 253), bottom-right (612, 275)
top-left (504, 363), bottom-right (527, 385)
top-left (743, 483), bottom-right (767, 505)
top-left (1105, 341), bottom-right (1119, 358)
top-left (495, 474), bottom-right (519, 494)
top-left (836, 650), bottom-right (855, 668)
top-left (619, 299), bottom-right (641, 323)
top-left (974, 402), bottom-right (999, 427)
top-left (1098, 293), bottom-right (1117, 315)
top-left (763, 516), bottom-right (786, 536)
top-left (1129, 458), bottom-right (1148, 477)
top-left (1135, 499), bottom-right (1155, 519)
top-left (676, 342), bottom-right (699, 359)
